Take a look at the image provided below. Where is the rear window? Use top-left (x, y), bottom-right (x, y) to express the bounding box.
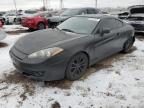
top-left (25, 10), bottom-right (37, 14)
top-left (130, 7), bottom-right (144, 14)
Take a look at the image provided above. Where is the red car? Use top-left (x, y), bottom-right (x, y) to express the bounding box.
top-left (0, 20), bottom-right (3, 28)
top-left (21, 12), bottom-right (51, 30)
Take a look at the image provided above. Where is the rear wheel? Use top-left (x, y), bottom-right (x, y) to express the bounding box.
top-left (122, 37), bottom-right (135, 53)
top-left (66, 53), bottom-right (88, 81)
top-left (37, 22), bottom-right (45, 30)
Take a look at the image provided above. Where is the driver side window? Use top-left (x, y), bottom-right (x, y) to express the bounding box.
top-left (96, 18), bottom-right (115, 35)
top-left (100, 19), bottom-right (116, 30)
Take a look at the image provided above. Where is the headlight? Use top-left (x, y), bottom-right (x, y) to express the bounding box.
top-left (28, 47), bottom-right (64, 59)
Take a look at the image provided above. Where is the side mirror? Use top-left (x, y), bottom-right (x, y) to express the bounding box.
top-left (102, 28), bottom-right (110, 34)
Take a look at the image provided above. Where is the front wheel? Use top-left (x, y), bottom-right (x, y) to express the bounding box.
top-left (37, 22), bottom-right (46, 30)
top-left (122, 37), bottom-right (135, 53)
top-left (66, 53), bottom-right (89, 81)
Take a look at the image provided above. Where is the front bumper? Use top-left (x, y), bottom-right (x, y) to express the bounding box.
top-left (9, 47), bottom-right (68, 81)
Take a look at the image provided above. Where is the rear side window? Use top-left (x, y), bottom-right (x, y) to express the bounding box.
top-left (100, 18), bottom-right (123, 30)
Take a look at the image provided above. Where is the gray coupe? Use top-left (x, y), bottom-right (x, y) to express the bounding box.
top-left (10, 15), bottom-right (135, 81)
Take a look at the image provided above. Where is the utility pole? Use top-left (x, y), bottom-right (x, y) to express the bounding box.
top-left (95, 0), bottom-right (97, 8)
top-left (48, 0), bottom-right (51, 10)
top-left (43, 0), bottom-right (46, 11)
top-left (43, 0), bottom-right (45, 10)
top-left (13, 0), bottom-right (18, 13)
top-left (60, 0), bottom-right (63, 10)
top-left (45, 0), bottom-right (48, 10)
top-left (141, 0), bottom-right (144, 5)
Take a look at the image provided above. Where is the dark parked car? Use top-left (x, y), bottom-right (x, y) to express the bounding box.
top-left (47, 7), bottom-right (103, 28)
top-left (10, 15), bottom-right (135, 81)
top-left (118, 5), bottom-right (144, 32)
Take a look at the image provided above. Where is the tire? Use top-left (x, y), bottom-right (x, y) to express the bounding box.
top-left (28, 28), bottom-right (35, 31)
top-left (37, 22), bottom-right (45, 30)
top-left (14, 18), bottom-right (16, 23)
top-left (66, 53), bottom-right (89, 81)
top-left (122, 37), bottom-right (135, 53)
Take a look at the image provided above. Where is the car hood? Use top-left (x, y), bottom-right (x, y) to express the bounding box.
top-left (48, 15), bottom-right (70, 22)
top-left (14, 29), bottom-right (80, 54)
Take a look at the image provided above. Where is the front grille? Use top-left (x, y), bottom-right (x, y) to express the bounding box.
top-left (23, 71), bottom-right (45, 77)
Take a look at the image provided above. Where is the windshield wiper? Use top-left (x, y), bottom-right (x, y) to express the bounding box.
top-left (61, 29), bottom-right (76, 33)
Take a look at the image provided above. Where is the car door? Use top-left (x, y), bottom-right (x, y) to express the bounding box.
top-left (93, 18), bottom-right (122, 61)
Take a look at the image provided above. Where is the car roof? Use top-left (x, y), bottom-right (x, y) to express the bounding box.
top-left (128, 5), bottom-right (144, 9)
top-left (75, 14), bottom-right (116, 20)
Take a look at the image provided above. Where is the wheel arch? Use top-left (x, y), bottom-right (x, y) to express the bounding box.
top-left (68, 51), bottom-right (90, 67)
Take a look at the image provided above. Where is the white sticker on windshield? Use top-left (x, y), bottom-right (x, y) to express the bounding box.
top-left (88, 18), bottom-right (100, 22)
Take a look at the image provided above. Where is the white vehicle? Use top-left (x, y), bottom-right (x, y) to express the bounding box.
top-left (16, 10), bottom-right (38, 23)
top-left (0, 29), bottom-right (6, 41)
top-left (20, 10), bottom-right (37, 17)
top-left (2, 13), bottom-right (17, 24)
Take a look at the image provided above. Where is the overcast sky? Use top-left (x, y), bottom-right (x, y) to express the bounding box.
top-left (0, 0), bottom-right (143, 11)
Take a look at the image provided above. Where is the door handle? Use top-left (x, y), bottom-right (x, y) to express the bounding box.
top-left (117, 33), bottom-right (120, 36)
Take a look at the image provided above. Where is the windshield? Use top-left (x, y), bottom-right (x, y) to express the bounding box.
top-left (25, 10), bottom-right (37, 14)
top-left (57, 17), bottom-right (100, 34)
top-left (60, 9), bottom-right (80, 16)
